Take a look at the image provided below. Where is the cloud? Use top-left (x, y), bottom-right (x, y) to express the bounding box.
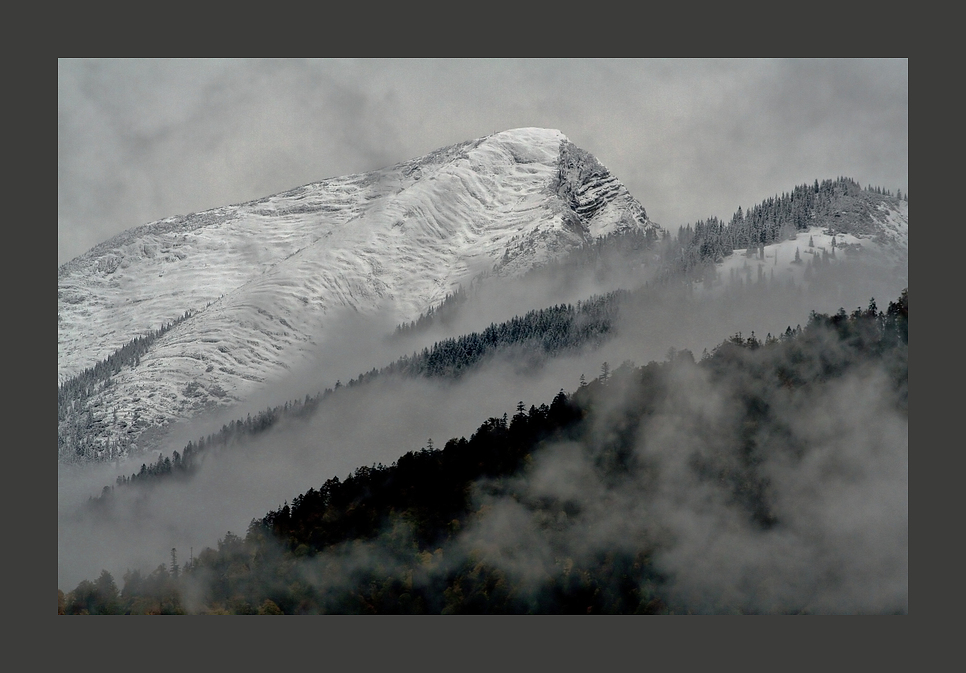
top-left (59, 59), bottom-right (908, 266)
top-left (637, 361), bottom-right (907, 614)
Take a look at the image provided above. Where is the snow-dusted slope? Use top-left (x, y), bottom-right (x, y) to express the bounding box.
top-left (693, 199), bottom-right (908, 297)
top-left (58, 128), bottom-right (657, 461)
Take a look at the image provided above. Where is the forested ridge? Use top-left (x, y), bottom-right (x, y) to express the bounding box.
top-left (94, 292), bottom-right (625, 493)
top-left (61, 289), bottom-right (907, 614)
top-left (661, 177), bottom-right (905, 281)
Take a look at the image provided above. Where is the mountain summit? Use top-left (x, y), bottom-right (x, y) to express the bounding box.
top-left (58, 128), bottom-right (658, 461)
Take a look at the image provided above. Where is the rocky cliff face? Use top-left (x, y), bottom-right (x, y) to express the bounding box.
top-left (58, 128), bottom-right (659, 462)
top-left (554, 141), bottom-right (648, 233)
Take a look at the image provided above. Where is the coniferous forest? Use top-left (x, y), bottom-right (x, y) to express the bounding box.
top-left (60, 289), bottom-right (907, 614)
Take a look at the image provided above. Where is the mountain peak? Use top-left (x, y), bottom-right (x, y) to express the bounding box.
top-left (485, 127), bottom-right (569, 153)
top-left (58, 129), bottom-right (655, 462)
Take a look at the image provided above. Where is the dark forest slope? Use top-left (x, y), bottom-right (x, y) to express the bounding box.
top-left (62, 290), bottom-right (907, 614)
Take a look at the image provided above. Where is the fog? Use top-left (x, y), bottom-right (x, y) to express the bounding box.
top-left (58, 239), bottom-right (907, 614)
top-left (59, 344), bottom-right (605, 589)
top-left (447, 354), bottom-right (906, 614)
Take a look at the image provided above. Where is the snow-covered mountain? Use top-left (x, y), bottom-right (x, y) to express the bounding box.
top-left (58, 128), bottom-right (658, 461)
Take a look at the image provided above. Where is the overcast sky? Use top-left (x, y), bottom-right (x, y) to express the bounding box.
top-left (58, 58), bottom-right (908, 267)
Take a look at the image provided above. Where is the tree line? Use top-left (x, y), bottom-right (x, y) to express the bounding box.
top-left (91, 292), bottom-right (625, 496)
top-left (58, 311), bottom-right (194, 462)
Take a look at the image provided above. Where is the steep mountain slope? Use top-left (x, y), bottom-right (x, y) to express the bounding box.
top-left (58, 128), bottom-right (658, 462)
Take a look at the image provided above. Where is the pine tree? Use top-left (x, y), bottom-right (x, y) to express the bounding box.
top-left (599, 362), bottom-right (610, 383)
